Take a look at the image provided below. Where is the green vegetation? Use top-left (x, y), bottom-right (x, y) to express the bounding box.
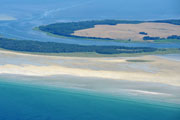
top-left (143, 36), bottom-right (161, 40)
top-left (126, 60), bottom-right (153, 62)
top-left (2, 48), bottom-right (180, 58)
top-left (34, 27), bottom-right (114, 42)
top-left (143, 35), bottom-right (180, 42)
top-left (139, 32), bottom-right (148, 35)
top-left (0, 37), bottom-right (161, 55)
top-left (154, 39), bottom-right (180, 43)
top-left (0, 37), bottom-right (180, 57)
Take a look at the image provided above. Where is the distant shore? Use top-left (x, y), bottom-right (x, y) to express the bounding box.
top-left (38, 19), bottom-right (180, 43)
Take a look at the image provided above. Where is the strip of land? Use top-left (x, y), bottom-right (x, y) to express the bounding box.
top-left (0, 37), bottom-right (159, 55)
top-left (1, 49), bottom-right (180, 104)
top-left (0, 50), bottom-right (180, 86)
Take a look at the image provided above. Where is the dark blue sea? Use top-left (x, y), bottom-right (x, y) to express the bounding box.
top-left (0, 79), bottom-right (180, 120)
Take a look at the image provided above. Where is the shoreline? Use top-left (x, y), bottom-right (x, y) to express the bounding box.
top-left (0, 49), bottom-right (180, 86)
top-left (0, 49), bottom-right (180, 105)
top-left (0, 74), bottom-right (180, 108)
top-left (1, 47), bottom-right (180, 58)
top-left (1, 78), bottom-right (180, 120)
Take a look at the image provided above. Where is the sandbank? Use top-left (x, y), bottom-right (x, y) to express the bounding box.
top-left (0, 15), bottom-right (16, 21)
top-left (0, 50), bottom-right (180, 86)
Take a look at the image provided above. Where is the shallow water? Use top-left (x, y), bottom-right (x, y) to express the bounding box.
top-left (0, 0), bottom-right (180, 48)
top-left (0, 77), bottom-right (180, 120)
top-left (157, 54), bottom-right (180, 61)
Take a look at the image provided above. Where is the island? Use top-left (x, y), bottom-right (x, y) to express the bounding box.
top-left (37, 19), bottom-right (180, 43)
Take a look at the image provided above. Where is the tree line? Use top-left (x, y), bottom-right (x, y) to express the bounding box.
top-left (0, 37), bottom-right (158, 54)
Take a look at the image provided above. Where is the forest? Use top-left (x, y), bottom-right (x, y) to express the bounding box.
top-left (0, 37), bottom-right (158, 54)
top-left (143, 35), bottom-right (180, 41)
top-left (38, 20), bottom-right (143, 39)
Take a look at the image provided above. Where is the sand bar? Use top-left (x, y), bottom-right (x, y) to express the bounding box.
top-left (0, 50), bottom-right (180, 86)
top-left (0, 15), bottom-right (16, 21)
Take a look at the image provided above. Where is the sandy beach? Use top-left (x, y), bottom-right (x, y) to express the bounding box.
top-left (0, 50), bottom-right (180, 103)
top-left (0, 50), bottom-right (180, 86)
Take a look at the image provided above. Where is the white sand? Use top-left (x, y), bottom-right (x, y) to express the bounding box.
top-left (0, 50), bottom-right (180, 86)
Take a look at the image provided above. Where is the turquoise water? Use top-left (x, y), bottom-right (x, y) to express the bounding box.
top-left (0, 79), bottom-right (180, 120)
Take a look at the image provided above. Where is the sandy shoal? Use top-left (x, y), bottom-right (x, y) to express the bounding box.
top-left (0, 50), bottom-right (180, 86)
top-left (0, 15), bottom-right (16, 21)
